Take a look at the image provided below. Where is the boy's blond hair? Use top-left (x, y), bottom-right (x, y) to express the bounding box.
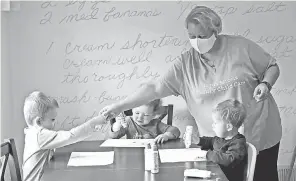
top-left (213, 99), bottom-right (246, 128)
top-left (23, 91), bottom-right (59, 126)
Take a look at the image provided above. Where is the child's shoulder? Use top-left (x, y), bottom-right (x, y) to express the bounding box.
top-left (229, 134), bottom-right (247, 148)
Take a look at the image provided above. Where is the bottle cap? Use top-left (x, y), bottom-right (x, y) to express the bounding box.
top-left (152, 143), bottom-right (158, 151)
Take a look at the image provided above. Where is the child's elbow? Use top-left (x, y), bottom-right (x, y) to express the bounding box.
top-left (173, 127), bottom-right (181, 138)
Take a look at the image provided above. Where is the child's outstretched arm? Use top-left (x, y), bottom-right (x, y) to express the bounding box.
top-left (37, 115), bottom-right (107, 150)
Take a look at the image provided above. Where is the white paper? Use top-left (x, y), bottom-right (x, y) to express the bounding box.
top-left (67, 151), bottom-right (114, 167)
top-left (159, 148), bottom-right (207, 163)
top-left (184, 169), bottom-right (212, 178)
top-left (100, 139), bottom-right (155, 147)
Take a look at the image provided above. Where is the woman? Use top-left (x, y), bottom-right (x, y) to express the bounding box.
top-left (101, 6), bottom-right (281, 181)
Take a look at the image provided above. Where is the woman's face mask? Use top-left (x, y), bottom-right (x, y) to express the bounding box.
top-left (189, 34), bottom-right (217, 54)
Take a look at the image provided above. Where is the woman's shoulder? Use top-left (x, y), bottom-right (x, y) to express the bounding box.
top-left (223, 34), bottom-right (250, 46)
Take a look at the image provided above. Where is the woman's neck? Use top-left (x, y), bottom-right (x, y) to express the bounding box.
top-left (205, 35), bottom-right (224, 56)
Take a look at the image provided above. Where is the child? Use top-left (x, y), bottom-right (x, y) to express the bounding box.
top-left (195, 99), bottom-right (248, 181)
top-left (109, 99), bottom-right (180, 144)
top-left (22, 91), bottom-right (106, 181)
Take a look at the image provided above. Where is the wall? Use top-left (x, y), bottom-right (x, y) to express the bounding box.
top-left (2, 1), bottom-right (296, 171)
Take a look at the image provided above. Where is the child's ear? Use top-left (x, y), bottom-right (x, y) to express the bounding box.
top-left (33, 117), bottom-right (42, 126)
top-left (226, 123), bottom-right (233, 131)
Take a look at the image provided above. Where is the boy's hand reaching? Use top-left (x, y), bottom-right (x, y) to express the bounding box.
top-left (154, 133), bottom-right (169, 144)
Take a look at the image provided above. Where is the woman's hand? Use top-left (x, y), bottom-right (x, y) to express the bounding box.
top-left (253, 83), bottom-right (270, 102)
top-left (99, 104), bottom-right (122, 121)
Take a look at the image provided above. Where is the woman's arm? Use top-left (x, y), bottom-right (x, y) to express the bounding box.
top-left (117, 81), bottom-right (173, 113)
top-left (262, 64), bottom-right (280, 87)
top-left (101, 81), bottom-right (174, 119)
top-left (100, 55), bottom-right (185, 119)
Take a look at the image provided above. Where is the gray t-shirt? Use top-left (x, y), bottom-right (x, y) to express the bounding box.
top-left (159, 35), bottom-right (281, 152)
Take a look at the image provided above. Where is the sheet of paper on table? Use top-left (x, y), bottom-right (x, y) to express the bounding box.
top-left (67, 151), bottom-right (114, 167)
top-left (100, 139), bottom-right (155, 147)
top-left (159, 148), bottom-right (207, 163)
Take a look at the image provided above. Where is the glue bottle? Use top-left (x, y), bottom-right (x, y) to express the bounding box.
top-left (151, 143), bottom-right (159, 174)
top-left (145, 143), bottom-right (151, 171)
top-left (118, 112), bottom-right (127, 128)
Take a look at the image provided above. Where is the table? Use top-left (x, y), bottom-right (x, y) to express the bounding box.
top-left (42, 139), bottom-right (229, 181)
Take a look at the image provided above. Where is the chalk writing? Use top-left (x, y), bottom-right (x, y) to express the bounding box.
top-left (49, 90), bottom-right (91, 104)
top-left (65, 41), bottom-right (115, 55)
top-left (46, 42), bottom-right (54, 54)
top-left (232, 29), bottom-right (295, 59)
top-left (92, 66), bottom-right (160, 89)
top-left (63, 57), bottom-right (112, 70)
top-left (89, 0), bottom-right (110, 10)
top-left (41, 1), bottom-right (57, 9)
top-left (256, 35), bottom-right (296, 50)
top-left (61, 66), bottom-right (160, 88)
top-left (49, 91), bottom-right (128, 105)
top-left (61, 70), bottom-right (89, 84)
top-left (103, 7), bottom-right (161, 22)
top-left (112, 50), bottom-right (152, 66)
top-left (57, 111), bottom-right (110, 133)
top-left (40, 11), bottom-right (52, 24)
top-left (269, 46), bottom-right (294, 59)
top-left (63, 50), bottom-right (152, 71)
top-left (242, 2), bottom-right (287, 15)
top-left (212, 5), bottom-right (238, 18)
top-left (272, 85), bottom-right (296, 96)
top-left (232, 29), bottom-right (251, 38)
top-left (59, 8), bottom-right (99, 24)
top-left (64, 0), bottom-right (110, 11)
top-left (282, 127), bottom-right (293, 138)
top-left (177, 1), bottom-right (238, 20)
top-left (176, 1), bottom-right (194, 20)
top-left (279, 148), bottom-right (295, 155)
top-left (165, 48), bottom-right (188, 63)
top-left (121, 33), bottom-right (188, 50)
top-left (96, 91), bottom-right (127, 104)
top-left (278, 105), bottom-right (296, 117)
top-left (65, 0), bottom-right (87, 11)
top-left (173, 115), bottom-right (194, 122)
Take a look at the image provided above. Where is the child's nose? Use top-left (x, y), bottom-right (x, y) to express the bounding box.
top-left (139, 114), bottom-right (144, 119)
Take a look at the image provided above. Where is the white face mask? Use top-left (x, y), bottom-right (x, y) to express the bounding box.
top-left (189, 34), bottom-right (217, 54)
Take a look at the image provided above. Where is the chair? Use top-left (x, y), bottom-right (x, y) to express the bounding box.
top-left (1, 139), bottom-right (22, 181)
top-left (286, 145), bottom-right (296, 181)
top-left (244, 142), bottom-right (257, 181)
top-left (124, 104), bottom-right (174, 125)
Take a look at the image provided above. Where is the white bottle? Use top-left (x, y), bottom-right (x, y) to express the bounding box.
top-left (118, 112), bottom-right (127, 128)
top-left (151, 143), bottom-right (159, 174)
top-left (184, 126), bottom-right (193, 148)
top-left (144, 143), bottom-right (151, 171)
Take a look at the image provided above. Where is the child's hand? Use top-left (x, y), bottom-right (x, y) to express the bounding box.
top-left (112, 117), bottom-right (122, 132)
top-left (154, 134), bottom-right (169, 144)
